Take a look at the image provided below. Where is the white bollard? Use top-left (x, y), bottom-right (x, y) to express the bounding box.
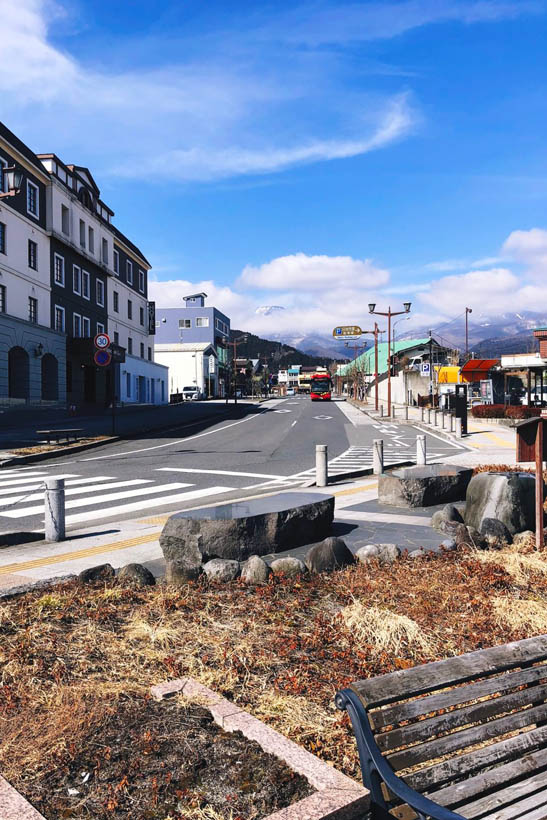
top-left (417, 435), bottom-right (427, 465)
top-left (405, 405), bottom-right (409, 421)
top-left (441, 412), bottom-right (447, 430)
top-left (316, 444), bottom-right (328, 487)
top-left (427, 408), bottom-right (432, 424)
top-left (434, 409), bottom-right (439, 427)
top-left (455, 417), bottom-right (463, 438)
top-left (420, 406), bottom-right (424, 422)
top-left (451, 414), bottom-right (456, 433)
top-left (392, 407), bottom-right (396, 419)
top-left (380, 405), bottom-right (384, 417)
top-left (373, 439), bottom-right (384, 475)
top-left (45, 478), bottom-right (65, 542)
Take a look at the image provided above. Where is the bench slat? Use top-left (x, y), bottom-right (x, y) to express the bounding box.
top-left (376, 683), bottom-right (547, 753)
top-left (428, 746), bottom-right (547, 809)
top-left (481, 789), bottom-right (547, 820)
top-left (352, 636), bottom-right (547, 708)
top-left (457, 768), bottom-right (547, 818)
top-left (405, 724), bottom-right (547, 793)
top-left (388, 702), bottom-right (546, 771)
top-left (370, 664), bottom-right (547, 731)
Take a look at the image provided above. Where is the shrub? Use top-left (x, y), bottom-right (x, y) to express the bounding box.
top-left (505, 406), bottom-right (542, 419)
top-left (471, 404), bottom-right (506, 418)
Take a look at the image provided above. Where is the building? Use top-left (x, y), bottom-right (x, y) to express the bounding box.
top-left (154, 342), bottom-right (217, 400)
top-left (154, 293), bottom-right (230, 397)
top-left (0, 123), bottom-right (66, 405)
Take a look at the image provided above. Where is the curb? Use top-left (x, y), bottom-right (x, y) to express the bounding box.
top-left (303, 460), bottom-right (414, 487)
top-left (152, 677), bottom-right (369, 820)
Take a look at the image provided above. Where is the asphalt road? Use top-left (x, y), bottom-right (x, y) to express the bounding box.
top-left (0, 396), bottom-right (465, 535)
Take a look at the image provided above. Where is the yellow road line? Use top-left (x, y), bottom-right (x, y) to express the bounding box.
top-left (138, 515), bottom-right (170, 525)
top-left (0, 532), bottom-right (160, 577)
top-left (467, 425), bottom-right (514, 448)
top-left (333, 482), bottom-right (378, 496)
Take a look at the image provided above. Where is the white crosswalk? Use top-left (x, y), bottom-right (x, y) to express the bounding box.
top-left (291, 442), bottom-right (457, 478)
top-left (0, 468), bottom-right (232, 527)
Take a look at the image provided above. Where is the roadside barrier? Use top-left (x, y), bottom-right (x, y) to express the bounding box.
top-left (373, 439), bottom-right (384, 475)
top-left (417, 435), bottom-right (427, 465)
top-left (45, 479), bottom-right (65, 542)
top-left (315, 444), bottom-right (328, 487)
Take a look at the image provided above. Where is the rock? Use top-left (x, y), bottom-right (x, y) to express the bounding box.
top-left (270, 557), bottom-right (306, 577)
top-left (165, 560), bottom-right (201, 585)
top-left (202, 558), bottom-right (240, 582)
top-left (440, 538), bottom-right (457, 551)
top-left (241, 555), bottom-right (271, 584)
top-left (78, 564), bottom-right (115, 583)
top-left (409, 548), bottom-right (426, 558)
top-left (513, 530), bottom-right (535, 547)
top-left (480, 518), bottom-right (513, 545)
top-left (160, 492), bottom-right (334, 567)
top-left (378, 464), bottom-right (473, 508)
top-left (356, 544), bottom-right (381, 563)
top-left (117, 563), bottom-right (156, 586)
top-left (305, 537), bottom-right (355, 573)
top-left (464, 472), bottom-right (541, 536)
top-left (356, 543), bottom-right (401, 564)
top-left (432, 504), bottom-right (464, 532)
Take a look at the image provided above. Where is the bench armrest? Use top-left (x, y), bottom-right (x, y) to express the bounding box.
top-left (335, 689), bottom-right (465, 820)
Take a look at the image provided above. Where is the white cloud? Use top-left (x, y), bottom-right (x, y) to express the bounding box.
top-left (502, 228), bottom-right (547, 278)
top-left (239, 253), bottom-right (390, 290)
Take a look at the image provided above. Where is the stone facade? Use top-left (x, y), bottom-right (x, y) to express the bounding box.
top-left (0, 312), bottom-right (66, 405)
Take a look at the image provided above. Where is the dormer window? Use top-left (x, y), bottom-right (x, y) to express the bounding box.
top-left (78, 186), bottom-right (93, 210)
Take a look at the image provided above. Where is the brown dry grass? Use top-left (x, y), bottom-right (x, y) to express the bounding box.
top-left (1, 547), bottom-right (547, 799)
top-left (493, 596), bottom-right (547, 633)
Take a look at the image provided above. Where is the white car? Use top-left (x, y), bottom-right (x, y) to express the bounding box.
top-left (182, 385), bottom-right (202, 401)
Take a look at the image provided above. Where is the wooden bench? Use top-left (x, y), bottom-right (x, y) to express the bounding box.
top-left (36, 428), bottom-right (83, 445)
top-left (336, 635), bottom-right (547, 820)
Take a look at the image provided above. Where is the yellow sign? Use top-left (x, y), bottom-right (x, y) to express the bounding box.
top-left (333, 325), bottom-right (363, 337)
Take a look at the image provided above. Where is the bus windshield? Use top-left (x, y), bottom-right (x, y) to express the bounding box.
top-left (311, 377), bottom-right (331, 393)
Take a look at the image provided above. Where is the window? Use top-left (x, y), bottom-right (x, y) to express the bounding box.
top-left (96, 279), bottom-right (105, 307)
top-left (102, 238), bottom-right (108, 264)
top-left (54, 254), bottom-right (65, 286)
top-left (196, 317), bottom-right (209, 327)
top-left (126, 372), bottom-right (131, 398)
top-left (0, 157), bottom-right (7, 193)
top-left (126, 260), bottom-right (133, 284)
top-left (179, 319), bottom-right (191, 328)
top-left (73, 265), bottom-right (81, 295)
top-left (82, 316), bottom-right (90, 337)
top-left (88, 226), bottom-right (94, 254)
top-left (73, 313), bottom-right (82, 337)
top-left (139, 306), bottom-right (144, 326)
top-left (82, 270), bottom-right (90, 300)
top-left (147, 346), bottom-right (152, 361)
top-left (113, 291), bottom-right (119, 313)
top-left (79, 219), bottom-right (86, 248)
top-left (0, 284), bottom-right (6, 313)
top-left (61, 204), bottom-right (70, 235)
top-left (97, 322), bottom-right (105, 335)
top-left (28, 297), bottom-right (37, 323)
top-left (0, 222), bottom-right (5, 254)
top-left (138, 270), bottom-right (145, 292)
top-left (127, 336), bottom-right (133, 354)
top-left (28, 239), bottom-right (37, 270)
top-left (26, 180), bottom-right (39, 217)
top-left (113, 249), bottom-right (119, 275)
top-left (54, 305), bottom-right (65, 332)
top-left (140, 342), bottom-right (145, 358)
top-left (113, 331), bottom-right (119, 345)
top-left (127, 299), bottom-right (132, 320)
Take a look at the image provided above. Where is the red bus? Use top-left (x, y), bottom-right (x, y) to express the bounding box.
top-left (310, 373), bottom-right (333, 401)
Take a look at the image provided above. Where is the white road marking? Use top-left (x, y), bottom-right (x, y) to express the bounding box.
top-left (339, 510), bottom-right (432, 527)
top-left (0, 476), bottom-right (116, 497)
top-left (314, 415), bottom-right (332, 420)
top-left (274, 409), bottom-right (292, 414)
top-left (291, 421), bottom-right (297, 426)
top-left (411, 425), bottom-right (467, 450)
top-left (0, 479), bottom-right (153, 508)
top-left (156, 467), bottom-right (288, 480)
top-left (0, 473), bottom-right (78, 488)
top-left (0, 483), bottom-right (192, 518)
top-left (63, 486), bottom-right (232, 526)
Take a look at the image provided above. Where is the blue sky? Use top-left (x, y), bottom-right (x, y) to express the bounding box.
top-left (3, 0), bottom-right (547, 338)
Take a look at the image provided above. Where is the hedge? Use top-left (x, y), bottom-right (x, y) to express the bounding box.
top-left (471, 404), bottom-right (542, 419)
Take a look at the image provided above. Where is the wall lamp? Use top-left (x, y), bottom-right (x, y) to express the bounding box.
top-left (34, 343), bottom-right (44, 358)
top-left (0, 166), bottom-right (24, 199)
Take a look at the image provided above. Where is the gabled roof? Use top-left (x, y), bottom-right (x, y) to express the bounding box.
top-left (154, 342), bottom-right (217, 354)
top-left (0, 121), bottom-right (48, 176)
top-left (460, 358), bottom-right (500, 374)
top-left (338, 338), bottom-right (438, 377)
top-left (184, 293), bottom-right (207, 301)
top-left (111, 224), bottom-right (151, 268)
top-left (66, 165), bottom-right (101, 195)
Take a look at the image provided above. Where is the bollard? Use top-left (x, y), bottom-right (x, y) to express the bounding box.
top-left (441, 412), bottom-right (446, 430)
top-left (316, 444), bottom-right (328, 487)
top-left (427, 408), bottom-right (431, 424)
top-left (45, 478), bottom-right (65, 542)
top-left (434, 409), bottom-right (439, 427)
top-left (373, 439), bottom-right (384, 475)
top-left (405, 405), bottom-right (409, 421)
top-left (392, 407), bottom-right (396, 419)
top-left (417, 435), bottom-right (427, 465)
top-left (420, 406), bottom-right (424, 422)
top-left (380, 405), bottom-right (384, 417)
top-left (455, 417), bottom-right (463, 438)
top-left (451, 414), bottom-right (456, 433)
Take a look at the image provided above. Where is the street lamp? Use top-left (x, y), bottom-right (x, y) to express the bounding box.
top-left (0, 166), bottom-right (24, 199)
top-left (368, 302), bottom-right (412, 417)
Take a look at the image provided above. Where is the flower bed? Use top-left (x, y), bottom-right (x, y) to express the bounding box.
top-left (471, 403), bottom-right (541, 419)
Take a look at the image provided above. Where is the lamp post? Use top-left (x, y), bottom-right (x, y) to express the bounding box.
top-left (465, 307), bottom-right (472, 359)
top-left (0, 166), bottom-right (24, 199)
top-left (368, 302), bottom-right (411, 417)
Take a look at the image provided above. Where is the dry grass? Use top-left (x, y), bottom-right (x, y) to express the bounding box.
top-left (473, 544), bottom-right (547, 585)
top-left (493, 596), bottom-right (547, 633)
top-left (339, 600), bottom-right (437, 657)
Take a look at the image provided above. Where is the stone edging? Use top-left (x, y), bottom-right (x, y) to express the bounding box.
top-left (0, 436), bottom-right (120, 468)
top-left (151, 677), bottom-right (370, 820)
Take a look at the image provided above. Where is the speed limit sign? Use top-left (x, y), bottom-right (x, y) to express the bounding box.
top-left (94, 333), bottom-right (110, 350)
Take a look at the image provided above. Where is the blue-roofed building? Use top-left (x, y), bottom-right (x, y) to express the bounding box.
top-left (154, 293), bottom-right (230, 397)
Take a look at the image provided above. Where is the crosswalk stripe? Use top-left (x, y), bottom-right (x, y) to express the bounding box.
top-left (0, 482), bottom-right (192, 519)
top-left (63, 486), bottom-right (232, 526)
top-left (0, 479), bottom-right (153, 508)
top-left (0, 473), bottom-right (63, 487)
top-left (157, 467), bottom-right (288, 480)
top-left (0, 476), bottom-right (117, 497)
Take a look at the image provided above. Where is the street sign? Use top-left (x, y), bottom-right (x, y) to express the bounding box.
top-left (110, 343), bottom-right (126, 364)
top-left (147, 301), bottom-right (156, 335)
top-left (94, 333), bottom-right (110, 349)
top-left (421, 362), bottom-right (431, 375)
top-left (94, 349), bottom-right (112, 367)
top-left (209, 355), bottom-right (215, 374)
top-left (333, 325), bottom-right (363, 337)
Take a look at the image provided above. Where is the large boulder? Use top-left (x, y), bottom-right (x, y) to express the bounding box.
top-left (305, 537), bottom-right (355, 573)
top-left (117, 563), bottom-right (156, 586)
top-left (165, 560), bottom-right (200, 585)
top-left (160, 492), bottom-right (334, 567)
top-left (270, 557), bottom-right (306, 577)
top-left (480, 518), bottom-right (512, 545)
top-left (464, 472), bottom-right (542, 536)
top-left (378, 465), bottom-right (473, 508)
top-left (203, 558), bottom-right (240, 582)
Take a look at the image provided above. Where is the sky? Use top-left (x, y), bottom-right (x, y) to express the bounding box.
top-left (2, 0), bottom-right (547, 341)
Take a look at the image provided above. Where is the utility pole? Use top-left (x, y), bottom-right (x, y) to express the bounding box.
top-left (369, 302), bottom-right (412, 417)
top-left (465, 307), bottom-right (472, 359)
top-left (429, 330), bottom-right (434, 406)
top-left (230, 334), bottom-right (248, 404)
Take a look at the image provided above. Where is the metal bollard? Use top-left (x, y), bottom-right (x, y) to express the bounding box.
top-left (427, 408), bottom-right (431, 424)
top-left (316, 444), bottom-right (328, 487)
top-left (441, 412), bottom-right (446, 430)
top-left (404, 405), bottom-right (409, 421)
top-left (45, 478), bottom-right (65, 542)
top-left (420, 406), bottom-right (424, 422)
top-left (455, 417), bottom-right (463, 438)
top-left (392, 407), bottom-right (396, 419)
top-left (417, 435), bottom-right (427, 465)
top-left (434, 410), bottom-right (439, 427)
top-left (451, 414), bottom-right (456, 433)
top-left (380, 405), bottom-right (384, 417)
top-left (373, 439), bottom-right (384, 475)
